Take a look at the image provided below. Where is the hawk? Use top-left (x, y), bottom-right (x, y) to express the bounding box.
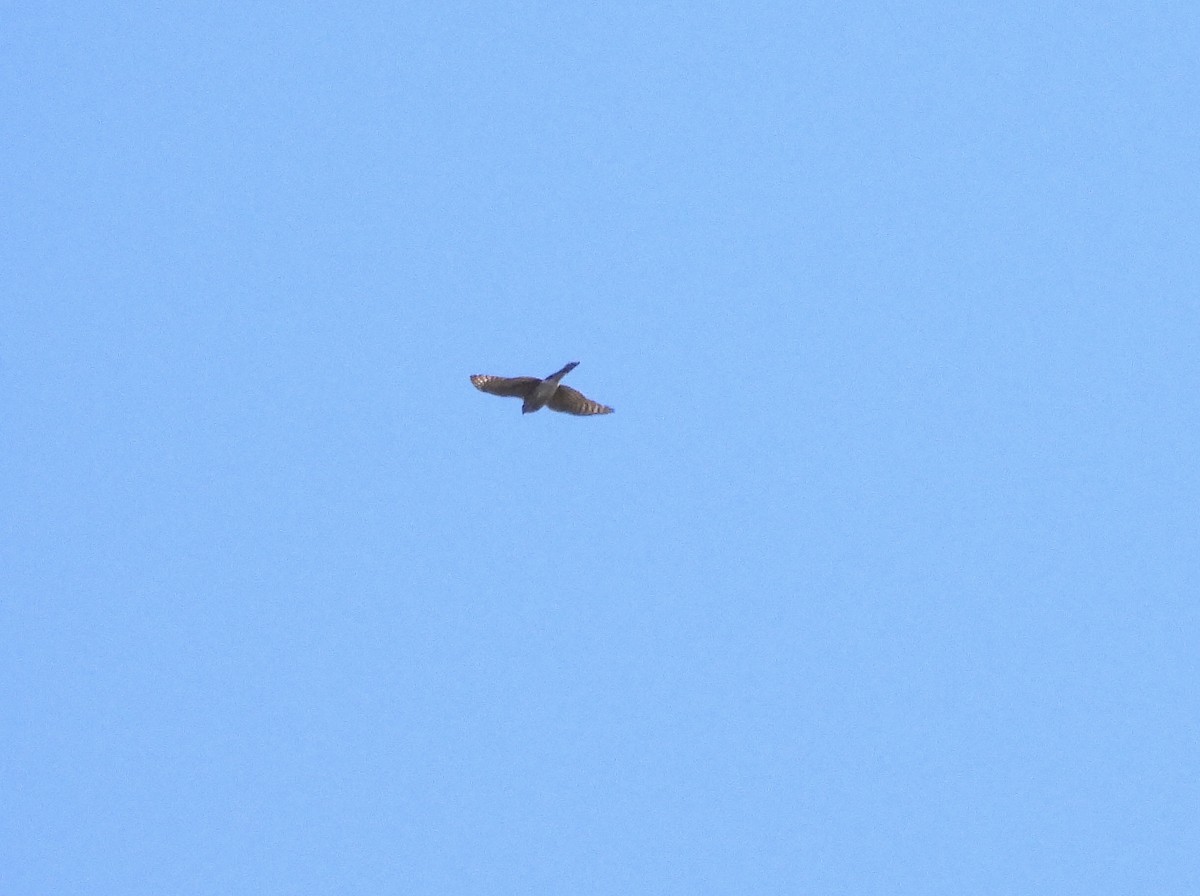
top-left (470, 361), bottom-right (614, 415)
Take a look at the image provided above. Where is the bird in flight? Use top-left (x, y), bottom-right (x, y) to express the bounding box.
top-left (470, 361), bottom-right (614, 415)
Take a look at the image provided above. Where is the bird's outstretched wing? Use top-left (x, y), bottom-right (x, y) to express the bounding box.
top-left (470, 375), bottom-right (539, 398)
top-left (547, 385), bottom-right (614, 416)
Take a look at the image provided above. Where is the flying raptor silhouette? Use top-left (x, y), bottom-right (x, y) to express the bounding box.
top-left (470, 361), bottom-right (614, 415)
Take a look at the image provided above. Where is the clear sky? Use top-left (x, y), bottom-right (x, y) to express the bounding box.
top-left (3, 2), bottom-right (1198, 893)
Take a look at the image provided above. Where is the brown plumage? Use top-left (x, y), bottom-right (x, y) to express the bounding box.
top-left (470, 361), bottom-right (614, 416)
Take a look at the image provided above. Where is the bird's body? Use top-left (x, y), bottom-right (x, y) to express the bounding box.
top-left (470, 361), bottom-right (614, 416)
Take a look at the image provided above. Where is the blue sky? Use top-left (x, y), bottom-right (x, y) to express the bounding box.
top-left (3, 2), bottom-right (1198, 893)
